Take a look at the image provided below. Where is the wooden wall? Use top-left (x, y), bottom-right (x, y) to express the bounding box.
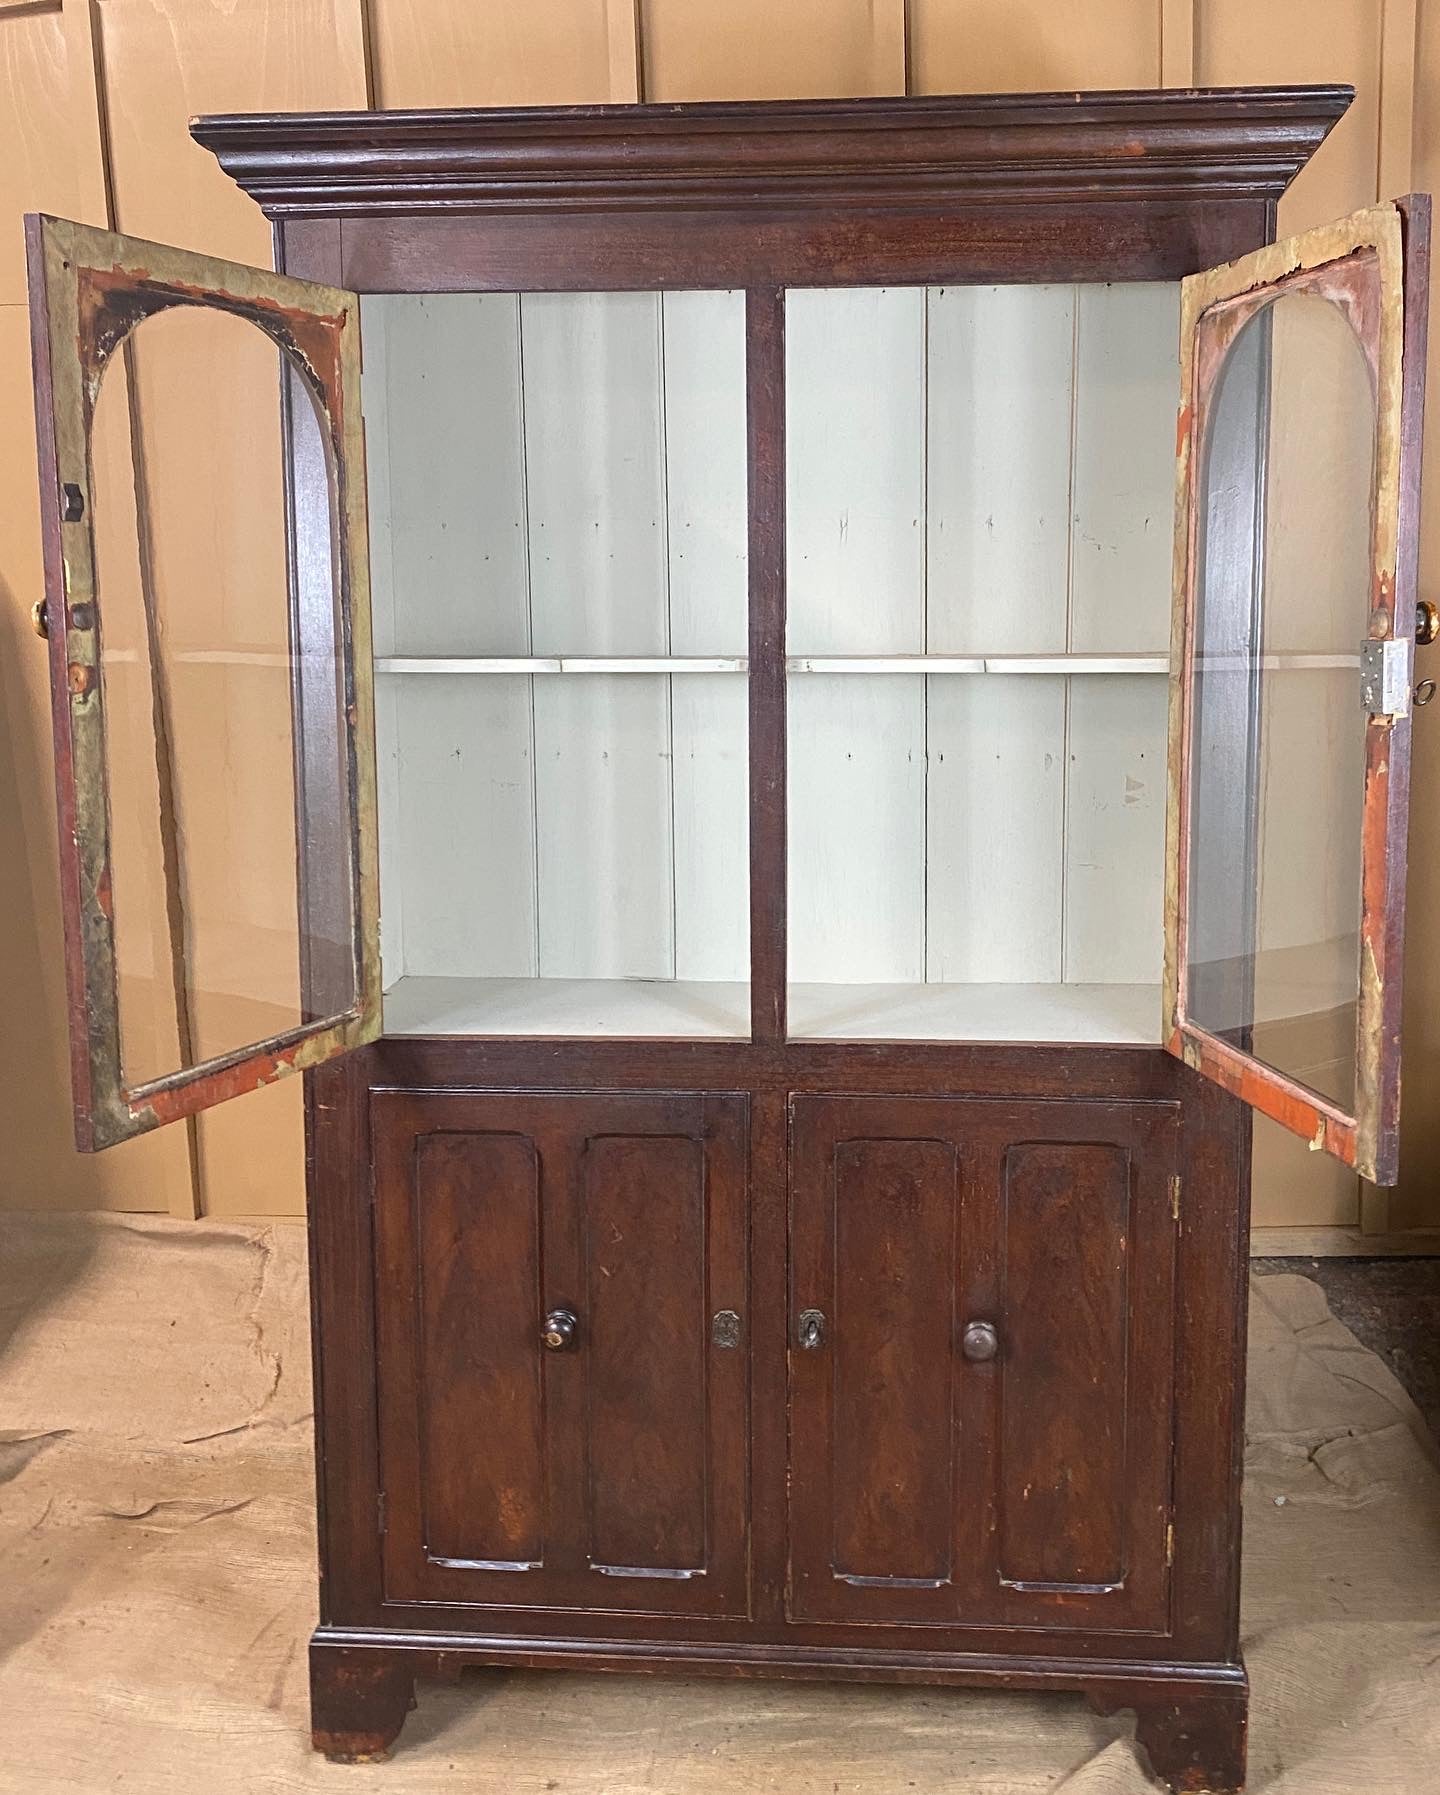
top-left (0, 0), bottom-right (1433, 1231)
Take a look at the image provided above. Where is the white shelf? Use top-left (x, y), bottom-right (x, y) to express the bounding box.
top-left (374, 652), bottom-right (1172, 677)
top-left (382, 976), bottom-right (1161, 1044)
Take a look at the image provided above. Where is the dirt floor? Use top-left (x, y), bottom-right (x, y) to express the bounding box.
top-left (2, 1211), bottom-right (1439, 1794)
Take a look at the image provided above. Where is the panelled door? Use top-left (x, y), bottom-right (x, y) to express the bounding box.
top-left (373, 1089), bottom-right (750, 1617)
top-left (789, 1095), bottom-right (1180, 1635)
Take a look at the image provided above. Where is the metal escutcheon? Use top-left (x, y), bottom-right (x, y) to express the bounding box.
top-left (541, 1308), bottom-right (578, 1352)
top-left (796, 1308), bottom-right (826, 1350)
top-left (961, 1319), bottom-right (1000, 1363)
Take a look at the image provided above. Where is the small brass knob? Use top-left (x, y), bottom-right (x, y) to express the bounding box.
top-left (30, 599), bottom-right (48, 640)
top-left (541, 1308), bottom-right (577, 1352)
top-left (961, 1320), bottom-right (999, 1363)
top-left (1418, 601), bottom-right (1439, 648)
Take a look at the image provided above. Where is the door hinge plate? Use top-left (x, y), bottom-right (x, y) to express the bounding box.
top-left (1169, 1174), bottom-right (1181, 1223)
top-left (1165, 1522), bottom-right (1175, 1567)
top-left (1359, 637), bottom-right (1413, 718)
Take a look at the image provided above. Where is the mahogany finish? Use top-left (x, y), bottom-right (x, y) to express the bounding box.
top-left (188, 86), bottom-right (1356, 1792)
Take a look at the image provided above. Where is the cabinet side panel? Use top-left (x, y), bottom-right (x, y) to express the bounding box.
top-left (415, 1131), bottom-right (546, 1566)
top-left (831, 1137), bottom-right (959, 1584)
top-left (582, 1133), bottom-right (708, 1572)
top-left (997, 1140), bottom-right (1130, 1588)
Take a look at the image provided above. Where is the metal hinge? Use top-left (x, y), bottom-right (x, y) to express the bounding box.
top-left (1166, 1522), bottom-right (1175, 1567)
top-left (1169, 1174), bottom-right (1181, 1224)
top-left (1359, 637), bottom-right (1413, 718)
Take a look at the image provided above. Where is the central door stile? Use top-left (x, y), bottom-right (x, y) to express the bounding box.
top-left (747, 286), bottom-right (788, 1044)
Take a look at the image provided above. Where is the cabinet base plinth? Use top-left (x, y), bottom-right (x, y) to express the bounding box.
top-left (310, 1628), bottom-right (1247, 1786)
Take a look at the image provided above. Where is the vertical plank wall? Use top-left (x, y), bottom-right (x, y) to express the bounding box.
top-left (365, 291), bottom-right (750, 989)
top-left (786, 285), bottom-right (1175, 993)
top-left (0, 0), bottom-right (1432, 1230)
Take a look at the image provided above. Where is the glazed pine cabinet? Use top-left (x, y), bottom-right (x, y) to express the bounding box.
top-left (24, 86), bottom-right (1434, 1793)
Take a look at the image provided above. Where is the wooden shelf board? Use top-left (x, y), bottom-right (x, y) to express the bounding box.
top-left (373, 652), bottom-right (1173, 676)
top-left (381, 976), bottom-right (1162, 1042)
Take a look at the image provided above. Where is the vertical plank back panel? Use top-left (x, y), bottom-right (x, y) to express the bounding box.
top-left (643, 0), bottom-right (904, 100)
top-left (89, 0), bottom-right (369, 1217)
top-left (909, 0), bottom-right (1161, 94)
top-left (0, 3), bottom-right (193, 1211)
top-left (370, 0), bottom-right (629, 108)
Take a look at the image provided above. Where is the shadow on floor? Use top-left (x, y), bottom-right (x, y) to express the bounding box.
top-left (1255, 1255), bottom-right (1440, 1442)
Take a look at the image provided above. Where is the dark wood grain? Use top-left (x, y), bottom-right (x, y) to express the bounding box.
top-left (746, 286), bottom-right (786, 1042)
top-left (413, 1131), bottom-right (545, 1567)
top-left (195, 87), bottom-right (1349, 219)
top-left (583, 1133), bottom-right (708, 1572)
top-left (996, 1141), bottom-right (1132, 1590)
top-left (372, 1089), bottom-right (750, 1617)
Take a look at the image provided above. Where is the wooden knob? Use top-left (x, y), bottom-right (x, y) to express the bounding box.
top-left (541, 1308), bottom-right (577, 1351)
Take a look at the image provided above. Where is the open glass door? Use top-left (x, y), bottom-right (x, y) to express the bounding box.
top-left (1165, 200), bottom-right (1430, 1185)
top-left (26, 215), bottom-right (379, 1150)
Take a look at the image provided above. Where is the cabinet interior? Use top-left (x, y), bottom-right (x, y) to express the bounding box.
top-left (361, 281), bottom-right (1181, 1042)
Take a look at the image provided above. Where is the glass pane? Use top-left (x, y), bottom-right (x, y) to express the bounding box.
top-left (90, 304), bottom-right (356, 1092)
top-left (360, 289), bottom-right (750, 1039)
top-left (1185, 284), bottom-right (1375, 1108)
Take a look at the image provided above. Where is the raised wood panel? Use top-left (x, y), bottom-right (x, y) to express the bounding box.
top-left (996, 1140), bottom-right (1130, 1588)
top-left (1195, 0), bottom-right (1383, 231)
top-left (789, 1094), bottom-right (1179, 1632)
top-left (370, 0), bottom-right (631, 108)
top-left (415, 1131), bottom-right (546, 1567)
top-left (830, 1137), bottom-right (960, 1585)
top-left (375, 1088), bottom-right (750, 1614)
top-left (642, 0), bottom-right (904, 101)
top-left (583, 1133), bottom-right (708, 1572)
top-left (909, 0), bottom-right (1161, 95)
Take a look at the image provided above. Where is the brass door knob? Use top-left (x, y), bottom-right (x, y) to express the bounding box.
top-left (961, 1320), bottom-right (999, 1362)
top-left (541, 1308), bottom-right (578, 1352)
top-left (31, 599), bottom-right (48, 640)
top-left (1418, 601), bottom-right (1438, 647)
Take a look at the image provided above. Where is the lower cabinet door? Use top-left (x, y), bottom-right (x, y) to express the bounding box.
top-left (373, 1089), bottom-right (750, 1616)
top-left (788, 1094), bottom-right (1180, 1635)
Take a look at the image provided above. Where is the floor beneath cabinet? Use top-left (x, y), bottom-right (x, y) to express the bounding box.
top-left (2, 1210), bottom-right (1438, 1795)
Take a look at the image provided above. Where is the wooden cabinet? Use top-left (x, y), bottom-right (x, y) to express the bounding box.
top-left (789, 1096), bottom-right (1178, 1633)
top-left (23, 83), bottom-right (1433, 1795)
top-left (372, 1090), bottom-right (750, 1615)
